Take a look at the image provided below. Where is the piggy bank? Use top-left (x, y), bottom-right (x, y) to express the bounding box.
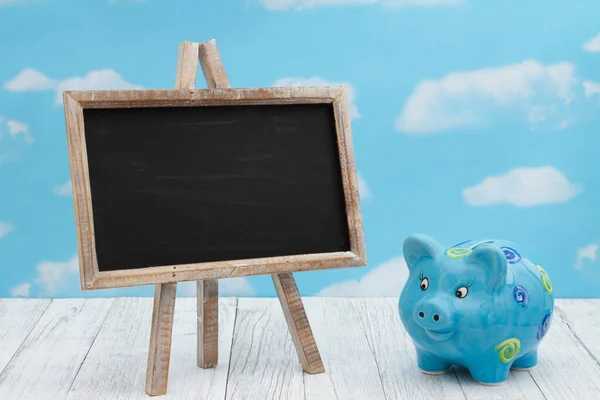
top-left (398, 234), bottom-right (554, 386)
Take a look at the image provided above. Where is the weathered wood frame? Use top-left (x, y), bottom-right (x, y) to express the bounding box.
top-left (63, 86), bottom-right (366, 290)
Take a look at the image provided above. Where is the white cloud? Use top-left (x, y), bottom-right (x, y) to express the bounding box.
top-left (358, 173), bottom-right (371, 200)
top-left (178, 277), bottom-right (256, 297)
top-left (583, 33), bottom-right (600, 53)
top-left (6, 120), bottom-right (34, 143)
top-left (583, 80), bottom-right (600, 98)
top-left (11, 283), bottom-right (31, 297)
top-left (462, 166), bottom-right (582, 207)
top-left (0, 118), bottom-right (34, 166)
top-left (52, 180), bottom-right (72, 196)
top-left (54, 69), bottom-right (142, 105)
top-left (528, 104), bottom-right (557, 124)
top-left (260, 0), bottom-right (461, 11)
top-left (395, 60), bottom-right (578, 134)
top-left (575, 243), bottom-right (598, 269)
top-left (220, 277), bottom-right (256, 297)
top-left (33, 255), bottom-right (80, 295)
top-left (0, 222), bottom-right (14, 238)
top-left (25, 255), bottom-right (153, 298)
top-left (5, 68), bottom-right (143, 105)
top-left (315, 256), bottom-right (408, 296)
top-left (559, 119), bottom-right (573, 129)
top-left (4, 68), bottom-right (56, 91)
top-left (272, 76), bottom-right (360, 120)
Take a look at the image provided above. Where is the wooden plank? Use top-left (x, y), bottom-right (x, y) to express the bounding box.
top-left (226, 298), bottom-right (304, 400)
top-left (64, 86), bottom-right (345, 108)
top-left (175, 41), bottom-right (199, 90)
top-left (358, 298), bottom-right (466, 400)
top-left (197, 279), bottom-right (219, 368)
top-left (272, 273), bottom-right (324, 374)
top-left (145, 283), bottom-right (177, 396)
top-left (88, 251), bottom-right (361, 290)
top-left (0, 298), bottom-right (112, 400)
top-left (63, 92), bottom-right (98, 290)
top-left (195, 38), bottom-right (229, 371)
top-left (331, 86), bottom-right (367, 267)
top-left (66, 298), bottom-right (153, 400)
top-left (301, 297), bottom-right (387, 400)
top-left (0, 299), bottom-right (51, 374)
top-left (527, 305), bottom-right (600, 399)
top-left (198, 39), bottom-right (231, 89)
top-left (555, 299), bottom-right (600, 363)
top-left (66, 297), bottom-right (237, 400)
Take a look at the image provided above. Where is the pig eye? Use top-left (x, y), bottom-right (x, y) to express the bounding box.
top-left (420, 277), bottom-right (429, 291)
top-left (455, 287), bottom-right (468, 298)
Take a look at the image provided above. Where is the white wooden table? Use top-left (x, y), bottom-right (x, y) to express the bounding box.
top-left (0, 297), bottom-right (598, 399)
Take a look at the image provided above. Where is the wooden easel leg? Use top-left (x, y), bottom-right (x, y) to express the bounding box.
top-left (193, 39), bottom-right (230, 370)
top-left (197, 279), bottom-right (219, 368)
top-left (145, 283), bottom-right (177, 396)
top-left (272, 273), bottom-right (325, 374)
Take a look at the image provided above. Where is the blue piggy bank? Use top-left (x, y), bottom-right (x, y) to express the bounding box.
top-left (398, 234), bottom-right (554, 386)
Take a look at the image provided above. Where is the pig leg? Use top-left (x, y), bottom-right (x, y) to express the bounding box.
top-left (511, 349), bottom-right (538, 370)
top-left (416, 349), bottom-right (452, 374)
top-left (468, 362), bottom-right (511, 386)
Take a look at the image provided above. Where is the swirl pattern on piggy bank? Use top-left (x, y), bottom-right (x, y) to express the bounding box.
top-left (494, 338), bottom-right (521, 363)
top-left (536, 265), bottom-right (553, 294)
top-left (537, 313), bottom-right (552, 340)
top-left (513, 285), bottom-right (529, 307)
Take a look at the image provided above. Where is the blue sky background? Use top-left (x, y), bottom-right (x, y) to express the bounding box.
top-left (1, 0), bottom-right (599, 299)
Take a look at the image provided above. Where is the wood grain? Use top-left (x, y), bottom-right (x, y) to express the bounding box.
top-left (302, 298), bottom-right (387, 400)
top-left (331, 87), bottom-right (367, 268)
top-left (554, 299), bottom-right (600, 364)
top-left (90, 251), bottom-right (361, 290)
top-left (1, 298), bottom-right (600, 399)
top-left (226, 298), bottom-right (304, 400)
top-left (175, 41), bottom-right (199, 90)
top-left (194, 38), bottom-right (231, 371)
top-left (63, 93), bottom-right (99, 290)
top-left (66, 298), bottom-right (153, 400)
top-left (0, 299), bottom-right (112, 400)
top-left (64, 86), bottom-right (345, 109)
top-left (272, 273), bottom-right (324, 375)
top-left (197, 279), bottom-right (219, 368)
top-left (198, 39), bottom-right (230, 89)
top-left (65, 297), bottom-right (237, 400)
top-left (0, 299), bottom-right (51, 374)
top-left (145, 283), bottom-right (177, 396)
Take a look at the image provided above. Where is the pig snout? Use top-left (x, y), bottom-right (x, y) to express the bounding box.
top-left (413, 298), bottom-right (453, 331)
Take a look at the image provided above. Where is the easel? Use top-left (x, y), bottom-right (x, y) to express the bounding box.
top-left (144, 39), bottom-right (325, 396)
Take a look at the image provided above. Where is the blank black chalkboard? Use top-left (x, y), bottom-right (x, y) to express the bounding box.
top-left (82, 103), bottom-right (351, 272)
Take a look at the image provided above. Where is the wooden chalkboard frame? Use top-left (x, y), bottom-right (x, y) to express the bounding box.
top-left (63, 86), bottom-right (366, 290)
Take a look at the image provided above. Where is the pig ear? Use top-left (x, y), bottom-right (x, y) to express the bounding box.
top-left (466, 244), bottom-right (508, 290)
top-left (403, 234), bottom-right (441, 271)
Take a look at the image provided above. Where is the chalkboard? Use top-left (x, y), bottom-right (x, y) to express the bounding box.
top-left (64, 87), bottom-right (366, 289)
